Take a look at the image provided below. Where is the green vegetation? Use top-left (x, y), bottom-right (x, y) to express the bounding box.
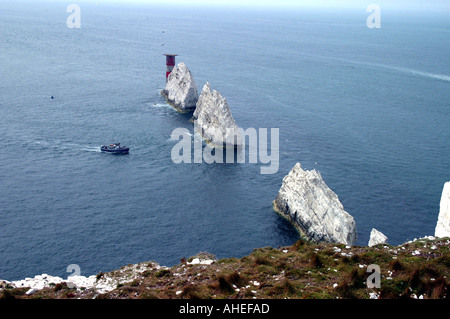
top-left (1, 237), bottom-right (449, 299)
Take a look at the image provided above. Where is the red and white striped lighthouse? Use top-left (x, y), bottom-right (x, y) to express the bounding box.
top-left (164, 54), bottom-right (178, 82)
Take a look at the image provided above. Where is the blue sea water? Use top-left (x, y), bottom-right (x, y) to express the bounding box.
top-left (1, 1), bottom-right (449, 281)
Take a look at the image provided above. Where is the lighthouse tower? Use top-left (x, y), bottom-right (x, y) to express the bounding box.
top-left (164, 54), bottom-right (178, 82)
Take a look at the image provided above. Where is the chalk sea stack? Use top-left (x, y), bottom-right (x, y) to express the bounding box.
top-left (273, 163), bottom-right (357, 246)
top-left (435, 181), bottom-right (450, 238)
top-left (162, 62), bottom-right (198, 112)
top-left (193, 82), bottom-right (242, 148)
top-left (368, 228), bottom-right (388, 247)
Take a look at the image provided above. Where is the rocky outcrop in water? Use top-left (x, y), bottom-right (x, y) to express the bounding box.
top-left (435, 181), bottom-right (450, 238)
top-left (193, 82), bottom-right (241, 147)
top-left (368, 228), bottom-right (388, 247)
top-left (161, 62), bottom-right (198, 112)
top-left (273, 163), bottom-right (357, 246)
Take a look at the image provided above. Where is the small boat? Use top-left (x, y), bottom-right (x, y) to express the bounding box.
top-left (100, 143), bottom-right (129, 154)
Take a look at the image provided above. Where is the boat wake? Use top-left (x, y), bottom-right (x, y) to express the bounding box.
top-left (359, 62), bottom-right (450, 83)
top-left (81, 146), bottom-right (102, 153)
top-left (393, 68), bottom-right (450, 82)
top-left (302, 53), bottom-right (450, 83)
top-left (29, 140), bottom-right (102, 153)
top-left (56, 142), bottom-right (102, 153)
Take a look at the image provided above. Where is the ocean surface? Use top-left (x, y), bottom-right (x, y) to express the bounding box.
top-left (1, 0), bottom-right (449, 281)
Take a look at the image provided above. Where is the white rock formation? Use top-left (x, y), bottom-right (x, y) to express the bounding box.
top-left (162, 62), bottom-right (198, 112)
top-left (186, 252), bottom-right (217, 265)
top-left (1, 262), bottom-right (163, 295)
top-left (368, 228), bottom-right (388, 247)
top-left (435, 181), bottom-right (450, 238)
top-left (273, 163), bottom-right (357, 245)
top-left (193, 82), bottom-right (242, 147)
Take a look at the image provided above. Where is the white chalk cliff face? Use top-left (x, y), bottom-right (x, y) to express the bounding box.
top-left (162, 62), bottom-right (198, 112)
top-left (368, 228), bottom-right (388, 247)
top-left (273, 163), bottom-right (357, 246)
top-left (193, 82), bottom-right (242, 147)
top-left (435, 181), bottom-right (450, 238)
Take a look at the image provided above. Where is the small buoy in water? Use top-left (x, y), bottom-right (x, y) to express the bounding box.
top-left (51, 96), bottom-right (54, 99)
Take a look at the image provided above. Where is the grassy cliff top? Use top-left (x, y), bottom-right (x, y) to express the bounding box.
top-left (1, 237), bottom-right (449, 299)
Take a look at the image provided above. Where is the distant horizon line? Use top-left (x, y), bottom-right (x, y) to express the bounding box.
top-left (21, 0), bottom-right (450, 11)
